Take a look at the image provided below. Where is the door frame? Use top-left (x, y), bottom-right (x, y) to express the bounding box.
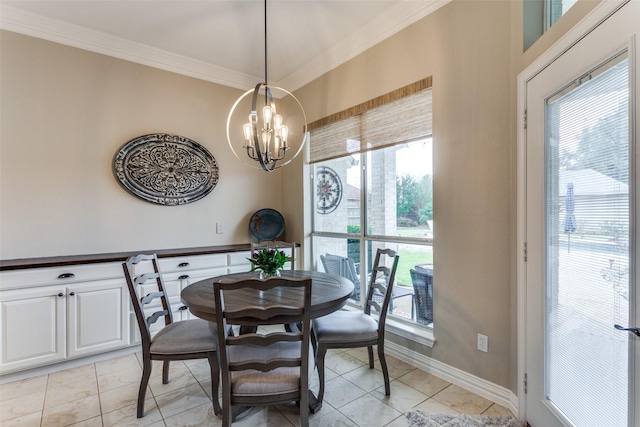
top-left (516, 0), bottom-right (629, 421)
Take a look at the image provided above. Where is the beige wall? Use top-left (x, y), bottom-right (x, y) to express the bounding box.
top-left (0, 0), bottom-right (604, 393)
top-left (292, 0), bottom-right (604, 392)
top-left (0, 30), bottom-right (288, 259)
top-left (295, 0), bottom-right (514, 389)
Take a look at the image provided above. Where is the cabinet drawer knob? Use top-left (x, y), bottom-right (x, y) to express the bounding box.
top-left (179, 306), bottom-right (188, 310)
top-left (69, 292), bottom-right (76, 296)
top-left (58, 273), bottom-right (75, 279)
top-left (57, 292), bottom-right (64, 297)
top-left (178, 275), bottom-right (190, 280)
top-left (178, 262), bottom-right (190, 268)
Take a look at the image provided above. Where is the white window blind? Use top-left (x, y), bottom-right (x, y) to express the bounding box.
top-left (309, 78), bottom-right (432, 163)
top-left (544, 51), bottom-right (629, 427)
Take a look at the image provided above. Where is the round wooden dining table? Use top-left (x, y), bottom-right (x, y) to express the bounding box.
top-left (180, 269), bottom-right (355, 323)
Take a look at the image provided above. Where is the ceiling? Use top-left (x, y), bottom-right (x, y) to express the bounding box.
top-left (0, 0), bottom-right (448, 91)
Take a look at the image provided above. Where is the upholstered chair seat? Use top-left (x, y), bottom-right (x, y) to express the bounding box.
top-left (313, 311), bottom-right (378, 344)
top-left (229, 342), bottom-right (303, 396)
top-left (150, 320), bottom-right (218, 354)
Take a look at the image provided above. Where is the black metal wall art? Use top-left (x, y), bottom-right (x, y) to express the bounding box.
top-left (113, 133), bottom-right (219, 205)
top-left (316, 166), bottom-right (342, 214)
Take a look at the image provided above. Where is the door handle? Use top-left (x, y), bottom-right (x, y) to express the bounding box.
top-left (614, 324), bottom-right (640, 337)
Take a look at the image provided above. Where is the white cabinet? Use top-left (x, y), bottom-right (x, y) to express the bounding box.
top-left (0, 263), bottom-right (128, 374)
top-left (67, 279), bottom-right (128, 358)
top-left (0, 245), bottom-right (289, 374)
top-left (0, 286), bottom-right (67, 372)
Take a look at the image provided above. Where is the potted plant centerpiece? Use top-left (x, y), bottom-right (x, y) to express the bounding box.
top-left (248, 246), bottom-right (291, 278)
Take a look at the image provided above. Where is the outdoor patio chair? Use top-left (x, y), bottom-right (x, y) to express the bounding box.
top-left (320, 253), bottom-right (413, 317)
top-left (410, 267), bottom-right (434, 325)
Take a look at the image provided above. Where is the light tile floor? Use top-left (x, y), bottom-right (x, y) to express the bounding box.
top-left (0, 346), bottom-right (513, 427)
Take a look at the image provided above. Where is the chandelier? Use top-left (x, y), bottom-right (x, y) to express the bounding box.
top-left (226, 0), bottom-right (307, 172)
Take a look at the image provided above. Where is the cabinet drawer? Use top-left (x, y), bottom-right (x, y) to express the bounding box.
top-left (158, 254), bottom-right (227, 273)
top-left (0, 263), bottom-right (123, 291)
top-left (163, 267), bottom-right (228, 285)
top-left (228, 251), bottom-right (251, 268)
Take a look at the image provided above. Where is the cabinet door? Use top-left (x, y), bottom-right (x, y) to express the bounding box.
top-left (0, 286), bottom-right (67, 373)
top-left (67, 279), bottom-right (128, 358)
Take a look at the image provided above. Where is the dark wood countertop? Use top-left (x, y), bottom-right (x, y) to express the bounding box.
top-left (0, 244), bottom-right (253, 271)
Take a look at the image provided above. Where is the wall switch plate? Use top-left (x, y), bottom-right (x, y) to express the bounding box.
top-left (216, 223), bottom-right (223, 234)
top-left (477, 334), bottom-right (488, 352)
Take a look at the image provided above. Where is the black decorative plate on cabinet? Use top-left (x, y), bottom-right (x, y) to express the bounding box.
top-left (113, 133), bottom-right (219, 205)
top-left (249, 209), bottom-right (285, 241)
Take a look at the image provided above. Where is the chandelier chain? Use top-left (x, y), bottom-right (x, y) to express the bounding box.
top-left (264, 0), bottom-right (268, 85)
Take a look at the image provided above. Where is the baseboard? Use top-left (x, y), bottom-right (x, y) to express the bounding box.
top-left (385, 340), bottom-right (519, 417)
top-left (0, 346), bottom-right (139, 385)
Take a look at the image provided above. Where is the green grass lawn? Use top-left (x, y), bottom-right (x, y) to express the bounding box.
top-left (396, 249), bottom-right (432, 286)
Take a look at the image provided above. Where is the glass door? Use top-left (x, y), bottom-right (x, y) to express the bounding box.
top-left (524, 1), bottom-right (639, 425)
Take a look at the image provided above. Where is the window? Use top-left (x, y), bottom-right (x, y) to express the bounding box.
top-left (548, 0), bottom-right (578, 27)
top-left (524, 0), bottom-right (579, 51)
top-left (309, 79), bottom-right (433, 330)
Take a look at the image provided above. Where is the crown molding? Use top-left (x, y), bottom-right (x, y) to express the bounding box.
top-left (1, 1), bottom-right (449, 91)
top-left (0, 4), bottom-right (259, 90)
top-left (280, 0), bottom-right (450, 90)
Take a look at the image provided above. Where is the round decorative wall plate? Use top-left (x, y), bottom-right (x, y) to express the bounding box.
top-left (113, 134), bottom-right (219, 205)
top-left (249, 209), bottom-right (285, 241)
top-left (316, 166), bottom-right (342, 214)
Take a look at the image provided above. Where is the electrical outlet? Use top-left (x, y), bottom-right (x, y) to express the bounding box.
top-left (216, 223), bottom-right (223, 234)
top-left (477, 334), bottom-right (488, 352)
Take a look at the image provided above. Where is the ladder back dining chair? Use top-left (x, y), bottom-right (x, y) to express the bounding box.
top-left (312, 248), bottom-right (399, 411)
top-left (213, 275), bottom-right (313, 427)
top-left (122, 253), bottom-right (221, 418)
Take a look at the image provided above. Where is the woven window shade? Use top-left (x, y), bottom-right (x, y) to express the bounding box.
top-left (309, 116), bottom-right (360, 163)
top-left (361, 90), bottom-right (432, 151)
top-left (309, 78), bottom-right (432, 163)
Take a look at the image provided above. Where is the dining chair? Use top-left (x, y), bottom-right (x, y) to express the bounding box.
top-left (312, 248), bottom-right (399, 410)
top-left (251, 240), bottom-right (296, 270)
top-left (410, 267), bottom-right (434, 325)
top-left (122, 253), bottom-right (221, 418)
top-left (213, 275), bottom-right (312, 427)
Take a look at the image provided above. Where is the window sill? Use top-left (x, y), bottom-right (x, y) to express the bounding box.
top-left (386, 317), bottom-right (435, 348)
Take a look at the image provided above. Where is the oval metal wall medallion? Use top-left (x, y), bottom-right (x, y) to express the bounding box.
top-left (113, 134), bottom-right (219, 205)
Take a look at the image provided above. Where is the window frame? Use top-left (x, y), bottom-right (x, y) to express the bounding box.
top-left (309, 144), bottom-right (434, 346)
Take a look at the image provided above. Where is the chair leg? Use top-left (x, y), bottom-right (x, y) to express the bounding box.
top-left (137, 358), bottom-right (152, 418)
top-left (367, 346), bottom-right (374, 369)
top-left (377, 341), bottom-right (391, 396)
top-left (316, 346), bottom-right (328, 408)
top-left (221, 383), bottom-right (232, 427)
top-left (162, 360), bottom-right (170, 384)
top-left (299, 390), bottom-right (310, 427)
top-left (208, 352), bottom-right (221, 415)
